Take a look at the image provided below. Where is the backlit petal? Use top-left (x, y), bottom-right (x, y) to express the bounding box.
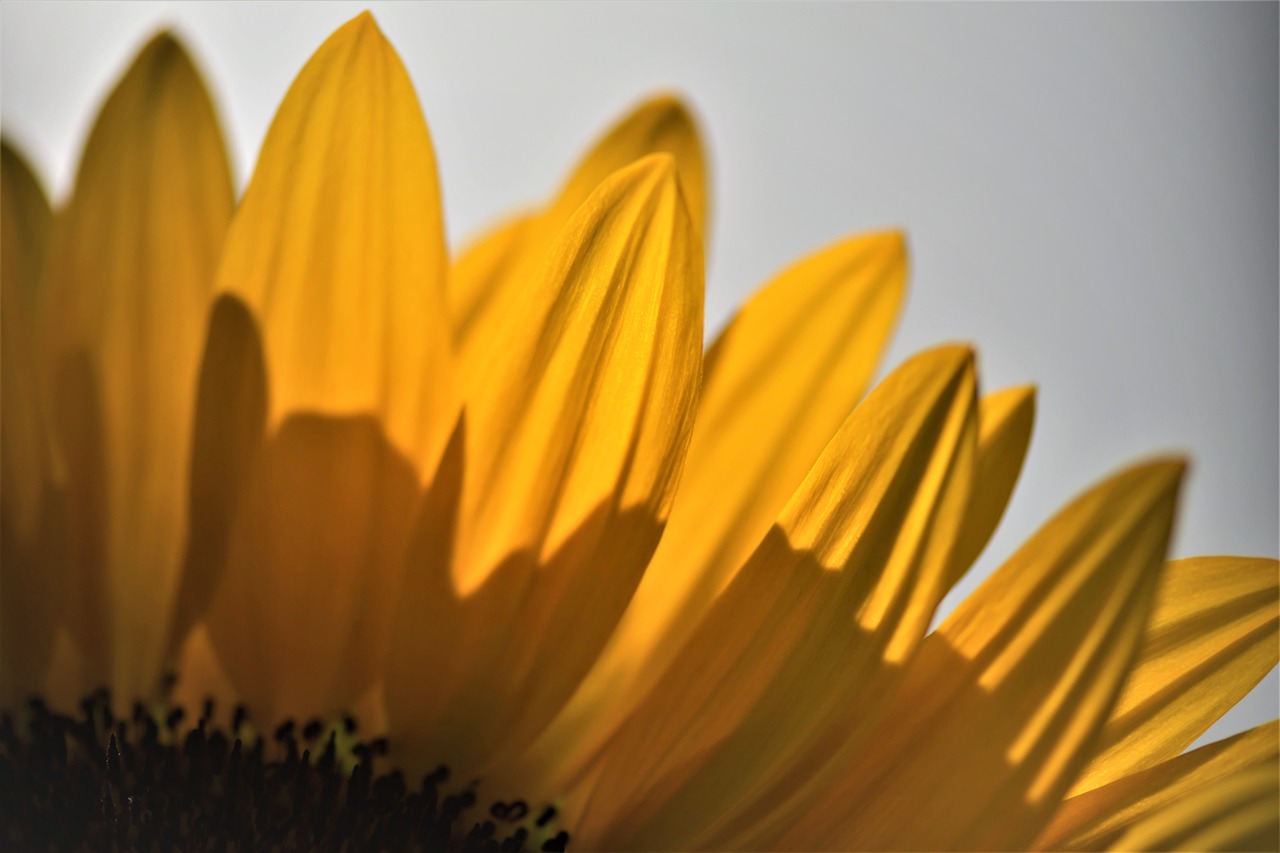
top-left (164, 295), bottom-right (268, 662)
top-left (1107, 762), bottom-right (1279, 852)
top-left (778, 459), bottom-right (1185, 851)
top-left (205, 413), bottom-right (420, 722)
top-left (0, 141), bottom-right (61, 703)
top-left (527, 233), bottom-right (908, 790)
top-left (577, 345), bottom-right (977, 851)
top-left (946, 384), bottom-right (1036, 588)
top-left (1071, 556), bottom-right (1279, 794)
top-left (39, 32), bottom-right (233, 704)
top-left (453, 95), bottom-right (706, 393)
top-left (386, 155), bottom-right (703, 777)
top-left (216, 12), bottom-right (455, 477)
top-left (1036, 721), bottom-right (1278, 851)
top-left (449, 213), bottom-right (535, 350)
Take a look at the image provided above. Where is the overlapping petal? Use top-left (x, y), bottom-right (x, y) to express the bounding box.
top-left (0, 142), bottom-right (61, 703)
top-left (36, 32), bottom-right (233, 704)
top-left (775, 459), bottom-right (1185, 851)
top-left (1035, 720), bottom-right (1279, 851)
top-left (214, 11), bottom-right (455, 476)
top-left (522, 232), bottom-right (910, 791)
top-left (946, 384), bottom-right (1036, 588)
top-left (3, 14), bottom-right (1275, 853)
top-left (1072, 556), bottom-right (1280, 794)
top-left (385, 155), bottom-right (704, 776)
top-left (451, 95), bottom-right (707, 394)
top-left (201, 13), bottom-right (456, 720)
top-left (575, 344), bottom-right (978, 850)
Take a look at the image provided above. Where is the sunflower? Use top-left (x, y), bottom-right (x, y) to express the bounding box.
top-left (1, 11), bottom-right (1276, 852)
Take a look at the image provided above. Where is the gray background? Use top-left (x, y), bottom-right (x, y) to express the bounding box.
top-left (3, 2), bottom-right (1276, 746)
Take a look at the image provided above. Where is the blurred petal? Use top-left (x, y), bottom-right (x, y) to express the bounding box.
top-left (39, 32), bottom-right (234, 703)
top-left (1036, 720), bottom-right (1279, 851)
top-left (0, 140), bottom-right (60, 703)
top-left (946, 384), bottom-right (1036, 588)
top-left (165, 295), bottom-right (268, 661)
top-left (1071, 556), bottom-right (1279, 794)
top-left (216, 12), bottom-right (455, 476)
top-left (386, 155), bottom-right (703, 776)
top-left (777, 459), bottom-right (1185, 851)
top-left (577, 345), bottom-right (977, 851)
top-left (553, 94), bottom-right (708, 243)
top-left (206, 413), bottom-right (420, 721)
top-left (531, 233), bottom-right (907, 786)
top-left (449, 213), bottom-right (535, 349)
top-left (453, 94), bottom-right (707, 393)
top-left (1107, 762), bottom-right (1279, 852)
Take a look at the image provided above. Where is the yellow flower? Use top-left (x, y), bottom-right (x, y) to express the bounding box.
top-left (2, 12), bottom-right (1276, 852)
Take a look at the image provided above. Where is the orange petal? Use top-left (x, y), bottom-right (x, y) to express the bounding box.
top-left (386, 155), bottom-right (703, 777)
top-left (776, 459), bottom-right (1185, 851)
top-left (205, 413), bottom-right (420, 723)
top-left (1036, 720), bottom-right (1279, 851)
top-left (1071, 556), bottom-right (1280, 794)
top-left (576, 345), bottom-right (977, 850)
top-left (216, 12), bottom-right (456, 477)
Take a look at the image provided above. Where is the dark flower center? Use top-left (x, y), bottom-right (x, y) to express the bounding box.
top-left (0, 688), bottom-right (570, 852)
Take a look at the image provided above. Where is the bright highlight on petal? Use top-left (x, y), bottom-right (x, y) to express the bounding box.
top-left (216, 11), bottom-right (456, 477)
top-left (946, 383), bottom-right (1037, 587)
top-left (532, 232), bottom-right (909, 790)
top-left (386, 153), bottom-right (704, 776)
top-left (777, 459), bottom-right (1185, 851)
top-left (577, 344), bottom-right (977, 851)
top-left (451, 95), bottom-right (707, 394)
top-left (1036, 720), bottom-right (1279, 851)
top-left (1072, 555), bottom-right (1280, 794)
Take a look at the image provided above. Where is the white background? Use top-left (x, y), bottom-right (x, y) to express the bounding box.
top-left (3, 2), bottom-right (1276, 745)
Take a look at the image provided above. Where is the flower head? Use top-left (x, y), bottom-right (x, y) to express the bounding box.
top-left (1, 12), bottom-right (1276, 852)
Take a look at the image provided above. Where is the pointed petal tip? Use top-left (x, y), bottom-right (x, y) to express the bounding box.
top-left (919, 342), bottom-right (977, 377)
top-left (331, 10), bottom-right (386, 50)
top-left (138, 29), bottom-right (193, 69)
top-left (994, 383), bottom-right (1038, 409)
top-left (639, 91), bottom-right (698, 126)
top-left (1138, 455), bottom-right (1190, 489)
top-left (350, 9), bottom-right (382, 33)
top-left (876, 227), bottom-right (909, 255)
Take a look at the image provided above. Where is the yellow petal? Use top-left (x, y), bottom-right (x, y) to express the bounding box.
top-left (1071, 556), bottom-right (1279, 794)
top-left (576, 345), bottom-right (977, 851)
top-left (449, 213), bottom-right (535, 349)
top-left (553, 94), bottom-right (708, 243)
top-left (452, 94), bottom-right (707, 392)
top-left (216, 12), bottom-right (455, 476)
top-left (1036, 720), bottom-right (1279, 851)
top-left (39, 32), bottom-right (234, 704)
top-left (946, 383), bottom-right (1036, 588)
top-left (386, 154), bottom-right (704, 776)
top-left (0, 140), bottom-right (60, 704)
top-left (164, 295), bottom-right (268, 662)
top-left (1108, 761), bottom-right (1279, 852)
top-left (777, 458), bottom-right (1185, 852)
top-left (205, 413), bottom-right (420, 722)
top-left (528, 232), bottom-right (908, 789)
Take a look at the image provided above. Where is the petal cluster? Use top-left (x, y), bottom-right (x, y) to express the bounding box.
top-left (1, 12), bottom-right (1276, 852)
